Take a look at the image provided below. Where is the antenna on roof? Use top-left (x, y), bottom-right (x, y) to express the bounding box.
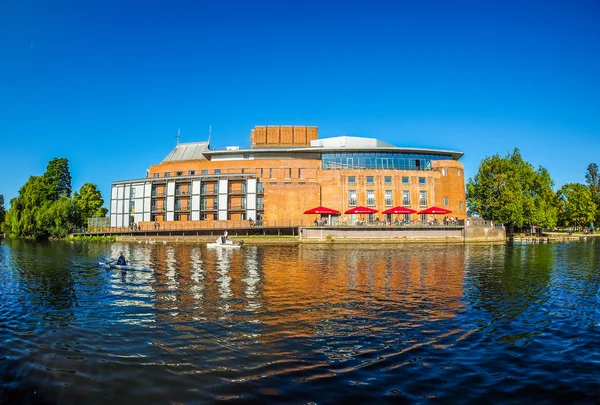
top-left (176, 128), bottom-right (181, 145)
top-left (208, 125), bottom-right (212, 146)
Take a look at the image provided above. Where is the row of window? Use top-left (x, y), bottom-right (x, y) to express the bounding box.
top-left (149, 197), bottom-right (264, 212)
top-left (347, 170), bottom-right (461, 184)
top-left (348, 175), bottom-right (429, 184)
top-left (348, 189), bottom-right (463, 210)
top-left (149, 183), bottom-right (264, 196)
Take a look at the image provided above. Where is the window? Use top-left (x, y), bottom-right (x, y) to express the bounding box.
top-left (348, 176), bottom-right (356, 183)
top-left (402, 177), bottom-right (409, 184)
top-left (402, 190), bottom-right (411, 206)
top-left (366, 176), bottom-right (374, 183)
top-left (153, 173), bottom-right (159, 178)
top-left (213, 214), bottom-right (218, 220)
top-left (200, 184), bottom-right (207, 194)
top-left (243, 154), bottom-right (249, 159)
top-left (460, 201), bottom-right (463, 211)
top-left (442, 168), bottom-right (447, 176)
top-left (444, 197), bottom-right (449, 206)
top-left (241, 213), bottom-right (247, 220)
top-left (269, 168), bottom-right (273, 178)
top-left (458, 170), bottom-right (462, 177)
top-left (419, 177), bottom-right (426, 184)
top-left (176, 171), bottom-right (182, 176)
top-left (385, 190), bottom-right (393, 206)
top-left (175, 198), bottom-right (181, 210)
top-left (287, 168), bottom-right (292, 178)
top-left (200, 213), bottom-right (207, 220)
top-left (131, 187), bottom-right (136, 197)
top-left (241, 197), bottom-right (247, 210)
top-left (257, 182), bottom-right (264, 193)
top-left (189, 170), bottom-right (195, 175)
top-left (214, 183), bottom-right (219, 194)
top-left (165, 172), bottom-right (171, 177)
top-left (257, 197), bottom-right (264, 209)
top-left (213, 197), bottom-right (218, 209)
top-left (384, 176), bottom-right (392, 183)
top-left (201, 169), bottom-right (208, 175)
top-left (175, 214), bottom-right (181, 221)
top-left (367, 190), bottom-right (375, 206)
top-left (348, 189), bottom-right (357, 206)
top-left (419, 191), bottom-right (427, 206)
top-left (129, 201), bottom-right (135, 212)
top-left (298, 168), bottom-right (302, 178)
top-left (214, 169), bottom-right (221, 174)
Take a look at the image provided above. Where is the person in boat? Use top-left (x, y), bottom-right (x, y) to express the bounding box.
top-left (117, 252), bottom-right (126, 266)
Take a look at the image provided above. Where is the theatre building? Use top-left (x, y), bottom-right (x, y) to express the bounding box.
top-left (109, 126), bottom-right (466, 229)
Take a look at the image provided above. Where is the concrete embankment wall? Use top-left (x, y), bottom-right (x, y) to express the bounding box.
top-left (116, 226), bottom-right (506, 244)
top-left (464, 227), bottom-right (506, 243)
top-left (301, 227), bottom-right (464, 243)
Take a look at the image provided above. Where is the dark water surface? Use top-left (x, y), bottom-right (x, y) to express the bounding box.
top-left (1, 239), bottom-right (599, 404)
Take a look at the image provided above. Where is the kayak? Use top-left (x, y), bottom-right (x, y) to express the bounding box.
top-left (99, 262), bottom-right (152, 272)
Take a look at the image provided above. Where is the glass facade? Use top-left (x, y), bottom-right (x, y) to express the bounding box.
top-left (322, 152), bottom-right (451, 170)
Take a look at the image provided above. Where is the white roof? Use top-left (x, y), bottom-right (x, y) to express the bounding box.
top-left (311, 136), bottom-right (394, 148)
top-left (162, 141), bottom-right (209, 163)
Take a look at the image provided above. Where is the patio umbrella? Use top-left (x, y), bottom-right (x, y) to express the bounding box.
top-left (344, 206), bottom-right (378, 225)
top-left (382, 206), bottom-right (417, 225)
top-left (416, 206), bottom-right (452, 215)
top-left (344, 206), bottom-right (379, 214)
top-left (417, 206), bottom-right (452, 225)
top-left (382, 206), bottom-right (417, 214)
top-left (303, 206), bottom-right (340, 215)
top-left (304, 206), bottom-right (340, 225)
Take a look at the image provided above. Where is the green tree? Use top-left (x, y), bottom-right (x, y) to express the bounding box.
top-left (73, 183), bottom-right (108, 228)
top-left (467, 148), bottom-right (557, 234)
top-left (584, 163), bottom-right (600, 226)
top-left (0, 194), bottom-right (5, 225)
top-left (2, 176), bottom-right (51, 238)
top-left (44, 158), bottom-right (72, 200)
top-left (2, 158), bottom-right (80, 239)
top-left (557, 183), bottom-right (597, 229)
top-left (37, 197), bottom-right (78, 238)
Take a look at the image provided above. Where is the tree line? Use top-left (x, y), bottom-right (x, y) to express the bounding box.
top-left (1, 158), bottom-right (108, 239)
top-left (467, 148), bottom-right (599, 233)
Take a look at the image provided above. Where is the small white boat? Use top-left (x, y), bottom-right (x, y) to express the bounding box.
top-left (207, 235), bottom-right (244, 249)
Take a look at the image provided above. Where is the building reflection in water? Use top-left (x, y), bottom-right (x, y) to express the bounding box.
top-left (122, 244), bottom-right (466, 341)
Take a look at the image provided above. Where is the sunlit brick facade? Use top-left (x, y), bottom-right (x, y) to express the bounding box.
top-left (110, 126), bottom-right (466, 228)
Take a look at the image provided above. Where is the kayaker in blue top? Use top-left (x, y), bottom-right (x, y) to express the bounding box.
top-left (117, 252), bottom-right (126, 266)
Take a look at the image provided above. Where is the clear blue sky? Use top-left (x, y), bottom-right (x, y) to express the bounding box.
top-left (1, 0), bottom-right (599, 209)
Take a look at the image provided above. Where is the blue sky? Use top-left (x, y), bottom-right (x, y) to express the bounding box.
top-left (1, 0), bottom-right (599, 209)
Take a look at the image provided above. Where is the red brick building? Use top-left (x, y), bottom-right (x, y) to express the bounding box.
top-left (110, 126), bottom-right (465, 228)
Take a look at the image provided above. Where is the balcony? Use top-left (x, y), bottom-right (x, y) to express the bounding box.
top-left (228, 188), bottom-right (247, 196)
top-left (228, 204), bottom-right (247, 211)
top-left (175, 190), bottom-right (190, 196)
top-left (200, 205), bottom-right (218, 211)
top-left (151, 206), bottom-right (165, 213)
top-left (152, 191), bottom-right (165, 198)
top-left (174, 205), bottom-right (190, 212)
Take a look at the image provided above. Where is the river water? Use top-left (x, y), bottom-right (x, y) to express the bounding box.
top-left (0, 239), bottom-right (599, 404)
